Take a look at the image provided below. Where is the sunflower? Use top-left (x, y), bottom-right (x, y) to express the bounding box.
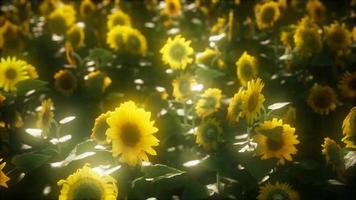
top-left (0, 158), bottom-right (10, 188)
top-left (123, 27), bottom-right (148, 56)
top-left (160, 35), bottom-right (194, 70)
top-left (91, 112), bottom-right (111, 145)
top-left (195, 88), bottom-right (222, 118)
top-left (58, 164), bottom-right (118, 200)
top-left (353, 27), bottom-right (356, 42)
top-left (107, 10), bottom-right (131, 30)
top-left (258, 182), bottom-right (300, 200)
top-left (162, 0), bottom-right (182, 18)
top-left (195, 118), bottom-right (222, 150)
top-left (338, 71), bottom-right (356, 99)
top-left (235, 52), bottom-right (258, 87)
top-left (39, 0), bottom-right (59, 16)
top-left (54, 70), bottom-right (78, 96)
top-left (255, 1), bottom-right (281, 30)
top-left (47, 4), bottom-right (76, 35)
top-left (321, 137), bottom-right (344, 168)
top-left (196, 48), bottom-right (225, 69)
top-left (80, 0), bottom-right (96, 19)
top-left (227, 89), bottom-right (245, 124)
top-left (172, 73), bottom-right (196, 101)
top-left (0, 21), bottom-right (24, 55)
top-left (341, 107), bottom-right (356, 148)
top-left (105, 101), bottom-right (159, 166)
top-left (307, 84), bottom-right (337, 115)
top-left (210, 17), bottom-right (227, 35)
top-left (324, 21), bottom-right (352, 56)
top-left (0, 93), bottom-right (5, 106)
top-left (0, 57), bottom-right (29, 92)
top-left (241, 78), bottom-right (265, 125)
top-left (36, 99), bottom-right (54, 138)
top-left (254, 118), bottom-right (299, 165)
top-left (306, 0), bottom-right (326, 23)
top-left (85, 71), bottom-right (112, 93)
top-left (24, 64), bottom-right (39, 79)
top-left (106, 25), bottom-right (129, 51)
top-left (294, 16), bottom-right (322, 57)
top-left (280, 27), bottom-right (295, 50)
top-left (66, 24), bottom-right (85, 49)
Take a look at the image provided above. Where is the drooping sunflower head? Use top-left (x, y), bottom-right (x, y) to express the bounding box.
top-left (255, 1), bottom-right (281, 30)
top-left (123, 27), bottom-right (148, 56)
top-left (107, 9), bottom-right (131, 30)
top-left (172, 73), bottom-right (196, 101)
top-left (36, 98), bottom-right (54, 138)
top-left (227, 89), bottom-right (245, 124)
top-left (235, 52), bottom-right (258, 87)
top-left (80, 0), bottom-right (96, 19)
top-left (57, 164), bottom-right (118, 200)
top-left (160, 35), bottom-right (194, 70)
top-left (196, 48), bottom-right (225, 69)
top-left (66, 24), bottom-right (85, 49)
top-left (106, 25), bottom-right (129, 51)
top-left (342, 106), bottom-right (356, 137)
top-left (324, 21), bottom-right (352, 56)
top-left (106, 101), bottom-right (159, 166)
top-left (54, 69), bottom-right (78, 96)
top-left (195, 118), bottom-right (222, 151)
top-left (338, 71), bottom-right (356, 99)
top-left (91, 112), bottom-right (111, 145)
top-left (258, 182), bottom-right (300, 200)
top-left (294, 16), bottom-right (322, 57)
top-left (306, 0), bottom-right (326, 23)
top-left (0, 57), bottom-right (29, 92)
top-left (307, 84), bottom-right (337, 115)
top-left (85, 71), bottom-right (112, 93)
top-left (0, 158), bottom-right (10, 188)
top-left (241, 78), bottom-right (265, 125)
top-left (0, 21), bottom-right (25, 55)
top-left (47, 4), bottom-right (76, 35)
top-left (321, 137), bottom-right (344, 169)
top-left (163, 0), bottom-right (182, 18)
top-left (195, 88), bottom-right (222, 118)
top-left (280, 26), bottom-right (295, 50)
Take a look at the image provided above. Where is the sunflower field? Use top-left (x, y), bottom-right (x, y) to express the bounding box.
top-left (0, 0), bottom-right (356, 199)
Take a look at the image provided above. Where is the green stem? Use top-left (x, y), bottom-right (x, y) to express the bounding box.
top-left (216, 171), bottom-right (221, 194)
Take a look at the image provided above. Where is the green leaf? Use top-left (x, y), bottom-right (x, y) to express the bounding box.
top-left (141, 164), bottom-right (186, 182)
top-left (267, 102), bottom-right (290, 110)
top-left (238, 153), bottom-right (277, 180)
top-left (258, 126), bottom-right (283, 142)
top-left (16, 79), bottom-right (48, 96)
top-left (182, 182), bottom-right (209, 200)
top-left (12, 152), bottom-right (51, 172)
top-left (89, 48), bottom-right (113, 67)
top-left (195, 65), bottom-right (224, 81)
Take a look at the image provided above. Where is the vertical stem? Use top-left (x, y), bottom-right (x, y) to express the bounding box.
top-left (216, 171), bottom-right (221, 194)
top-left (182, 102), bottom-right (188, 125)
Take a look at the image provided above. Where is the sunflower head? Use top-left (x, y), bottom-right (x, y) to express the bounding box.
top-left (106, 101), bottom-right (159, 166)
top-left (106, 25), bottom-right (127, 51)
top-left (255, 1), bottom-right (281, 30)
top-left (321, 137), bottom-right (344, 169)
top-left (227, 89), bottom-right (245, 124)
top-left (107, 10), bottom-right (131, 30)
top-left (254, 118), bottom-right (299, 165)
top-left (172, 73), bottom-right (196, 101)
top-left (338, 71), bottom-right (356, 99)
top-left (280, 27), bottom-right (295, 50)
top-left (210, 17), bottom-right (227, 35)
top-left (0, 158), bottom-right (10, 188)
top-left (342, 106), bottom-right (356, 137)
top-left (160, 35), bottom-right (194, 70)
top-left (80, 0), bottom-right (96, 19)
top-left (47, 4), bottom-right (76, 35)
top-left (324, 21), bottom-right (352, 56)
top-left (0, 57), bottom-right (29, 92)
top-left (85, 71), bottom-right (112, 93)
top-left (36, 98), bottom-right (54, 138)
top-left (307, 84), bottom-right (337, 115)
top-left (54, 69), bottom-right (78, 96)
top-left (195, 118), bottom-right (222, 150)
top-left (195, 88), bottom-right (222, 118)
top-left (306, 0), bottom-right (326, 23)
top-left (91, 112), bottom-right (111, 144)
top-left (0, 21), bottom-right (25, 55)
top-left (66, 24), bottom-right (85, 49)
top-left (124, 27), bottom-right (148, 56)
top-left (24, 64), bottom-right (39, 79)
top-left (57, 164), bottom-right (118, 200)
top-left (40, 0), bottom-right (59, 16)
top-left (258, 182), bottom-right (300, 200)
top-left (162, 0), bottom-right (182, 18)
top-left (235, 52), bottom-right (258, 87)
top-left (196, 48), bottom-right (225, 69)
top-left (294, 16), bottom-right (322, 57)
top-left (241, 78), bottom-right (265, 125)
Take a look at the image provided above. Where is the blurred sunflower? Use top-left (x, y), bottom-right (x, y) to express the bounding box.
top-left (227, 89), bottom-right (244, 124)
top-left (0, 57), bottom-right (29, 92)
top-left (106, 101), bottom-right (159, 166)
top-left (195, 88), bottom-right (222, 118)
top-left (255, 1), bottom-right (281, 30)
top-left (24, 64), bottom-right (39, 79)
top-left (241, 78), bottom-right (265, 125)
top-left (39, 0), bottom-right (59, 16)
top-left (123, 27), bottom-right (147, 55)
top-left (321, 137), bottom-right (344, 168)
top-left (324, 21), bottom-right (352, 56)
top-left (254, 118), bottom-right (299, 165)
top-left (162, 0), bottom-right (182, 18)
top-left (91, 112), bottom-right (111, 144)
top-left (280, 27), bottom-right (295, 50)
top-left (353, 27), bottom-right (356, 42)
top-left (66, 24), bottom-right (85, 49)
top-left (85, 71), bottom-right (112, 93)
top-left (338, 71), bottom-right (356, 99)
top-left (80, 0), bottom-right (96, 19)
top-left (0, 158), bottom-right (10, 188)
top-left (196, 48), bottom-right (225, 69)
top-left (160, 35), bottom-right (194, 70)
top-left (307, 84), bottom-right (337, 115)
top-left (294, 16), bottom-right (322, 57)
top-left (258, 182), bottom-right (300, 200)
top-left (0, 21), bottom-right (24, 55)
top-left (0, 93), bottom-right (5, 105)
top-left (106, 25), bottom-right (128, 51)
top-left (306, 0), bottom-right (326, 23)
top-left (341, 107), bottom-right (356, 148)
top-left (195, 118), bottom-right (222, 150)
top-left (54, 69), bottom-right (78, 96)
top-left (36, 99), bottom-right (54, 138)
top-left (172, 73), bottom-right (196, 101)
top-left (107, 10), bottom-right (131, 30)
top-left (58, 164), bottom-right (118, 200)
top-left (210, 17), bottom-right (226, 35)
top-left (235, 52), bottom-right (258, 87)
top-left (47, 4), bottom-right (76, 35)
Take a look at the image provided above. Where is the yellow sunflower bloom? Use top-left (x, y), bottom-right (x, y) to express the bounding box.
top-left (85, 71), bottom-right (112, 93)
top-left (58, 164), bottom-right (118, 200)
top-left (172, 73), bottom-right (196, 101)
top-left (241, 78), bottom-right (265, 125)
top-left (321, 137), bottom-right (344, 168)
top-left (195, 88), bottom-right (222, 118)
top-left (0, 21), bottom-right (25, 55)
top-left (280, 26), bottom-right (295, 50)
top-left (227, 89), bottom-right (245, 124)
top-left (338, 71), bottom-right (356, 99)
top-left (196, 48), bottom-right (225, 69)
top-left (107, 10), bottom-right (131, 30)
top-left (255, 1), bottom-right (281, 30)
top-left (106, 25), bottom-right (129, 51)
top-left (54, 70), bottom-right (78, 96)
top-left (258, 182), bottom-right (300, 200)
top-left (80, 0), bottom-right (96, 19)
top-left (294, 16), bottom-right (322, 57)
top-left (24, 64), bottom-right (39, 79)
top-left (235, 52), bottom-right (258, 87)
top-left (195, 118), bottom-right (222, 150)
top-left (210, 17), bottom-right (227, 35)
top-left (254, 118), bottom-right (299, 165)
top-left (91, 112), bottom-right (111, 145)
top-left (342, 106), bottom-right (356, 137)
top-left (306, 0), bottom-right (326, 23)
top-left (307, 84), bottom-right (337, 115)
top-left (36, 98), bottom-right (54, 138)
top-left (0, 57), bottom-right (29, 92)
top-left (0, 158), bottom-right (10, 188)
top-left (160, 35), bottom-right (194, 70)
top-left (352, 27), bottom-right (356, 42)
top-left (106, 101), bottom-right (159, 166)
top-left (47, 4), bottom-right (76, 35)
top-left (324, 21), bottom-right (352, 56)
top-left (0, 93), bottom-right (5, 106)
top-left (163, 0), bottom-right (182, 18)
top-left (123, 27), bottom-right (148, 56)
top-left (66, 24), bottom-right (85, 49)
top-left (40, 0), bottom-right (59, 16)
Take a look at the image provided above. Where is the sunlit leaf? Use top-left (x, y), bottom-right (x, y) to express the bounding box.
top-left (267, 102), bottom-right (290, 110)
top-left (12, 152), bottom-right (51, 172)
top-left (16, 80), bottom-right (48, 96)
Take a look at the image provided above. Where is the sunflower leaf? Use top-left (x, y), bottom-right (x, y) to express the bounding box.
top-left (12, 152), bottom-right (51, 172)
top-left (89, 48), bottom-right (113, 67)
top-left (16, 79), bottom-right (48, 96)
top-left (267, 102), bottom-right (290, 110)
top-left (195, 65), bottom-right (224, 81)
top-left (141, 164), bottom-right (186, 182)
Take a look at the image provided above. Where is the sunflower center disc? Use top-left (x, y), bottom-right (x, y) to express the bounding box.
top-left (179, 79), bottom-right (190, 94)
top-left (59, 73), bottom-right (75, 90)
top-left (262, 6), bottom-right (275, 24)
top-left (5, 68), bottom-right (17, 80)
top-left (121, 123), bottom-right (140, 146)
top-left (203, 125), bottom-right (218, 143)
top-left (241, 62), bottom-right (253, 81)
top-left (72, 179), bottom-right (102, 200)
top-left (267, 189), bottom-right (290, 200)
top-left (314, 92), bottom-right (331, 109)
top-left (170, 44), bottom-right (186, 62)
top-left (127, 35), bottom-right (141, 51)
top-left (266, 137), bottom-right (283, 151)
top-left (347, 77), bottom-right (356, 90)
